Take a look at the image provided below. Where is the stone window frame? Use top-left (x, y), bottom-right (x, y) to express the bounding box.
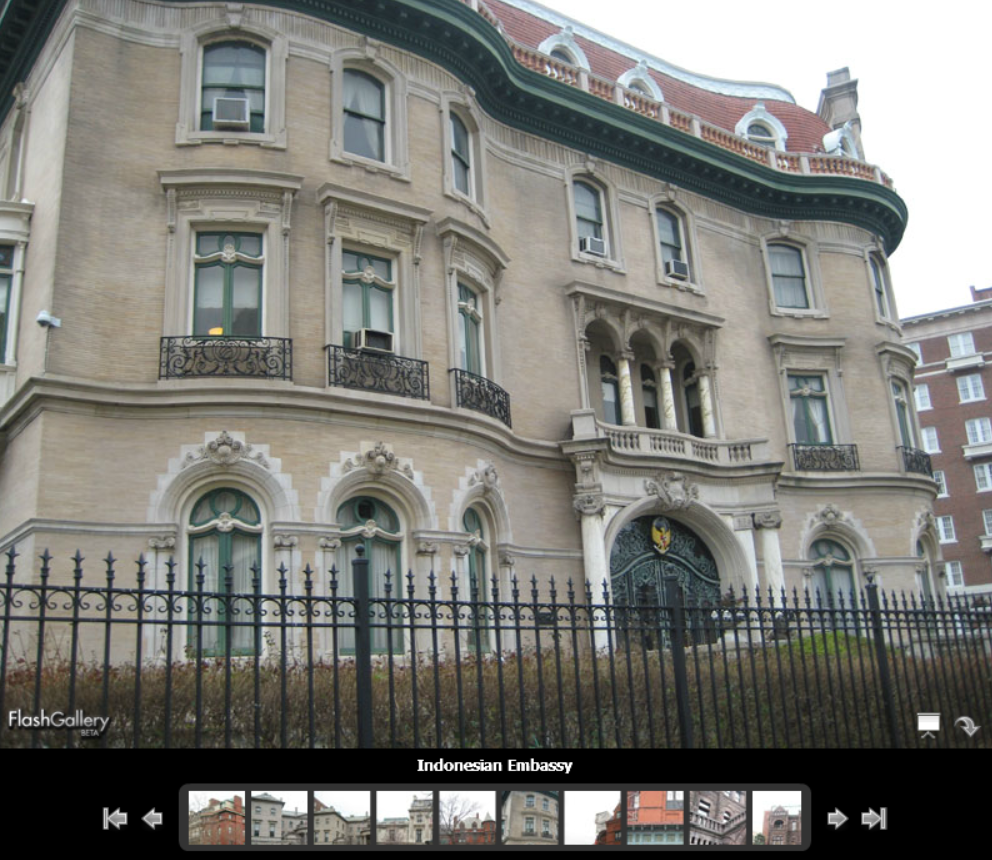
top-left (877, 341), bottom-right (924, 458)
top-left (536, 27), bottom-right (591, 71)
top-left (769, 334), bottom-right (851, 448)
top-left (649, 192), bottom-right (702, 292)
top-left (437, 217), bottom-right (508, 393)
top-left (734, 102), bottom-right (789, 151)
top-left (319, 183), bottom-right (431, 365)
top-left (158, 169), bottom-right (303, 345)
top-left (329, 46), bottom-right (411, 181)
top-left (564, 165), bottom-right (625, 272)
top-left (864, 244), bottom-right (899, 329)
top-left (440, 93), bottom-right (489, 224)
top-left (760, 231), bottom-right (828, 319)
top-left (176, 20), bottom-right (288, 149)
top-left (0, 201), bottom-right (31, 381)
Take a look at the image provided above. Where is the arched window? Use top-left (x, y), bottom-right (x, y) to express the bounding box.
top-left (768, 244), bottom-right (810, 309)
top-left (343, 69), bottom-right (386, 161)
top-left (188, 487), bottom-right (262, 655)
top-left (549, 48), bottom-right (574, 64)
top-left (337, 496), bottom-right (401, 653)
top-left (870, 254), bottom-right (893, 319)
top-left (746, 122), bottom-right (776, 146)
top-left (450, 113), bottom-right (472, 196)
top-left (463, 507), bottom-right (491, 652)
top-left (682, 361), bottom-right (703, 438)
top-left (656, 208), bottom-right (684, 267)
top-left (200, 41), bottom-right (266, 133)
top-left (574, 180), bottom-right (604, 245)
top-left (809, 538), bottom-right (855, 605)
top-left (600, 355), bottom-right (620, 425)
top-left (641, 364), bottom-right (660, 429)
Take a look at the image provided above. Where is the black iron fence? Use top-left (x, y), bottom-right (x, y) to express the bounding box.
top-left (326, 345), bottom-right (430, 400)
top-left (1, 545), bottom-right (990, 749)
top-left (789, 443), bottom-right (860, 471)
top-left (451, 368), bottom-right (512, 427)
top-left (897, 445), bottom-right (934, 477)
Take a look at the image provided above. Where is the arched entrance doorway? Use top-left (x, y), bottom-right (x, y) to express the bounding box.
top-left (609, 514), bottom-right (721, 646)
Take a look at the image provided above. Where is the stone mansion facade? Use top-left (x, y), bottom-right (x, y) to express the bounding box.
top-left (0, 0), bottom-right (935, 663)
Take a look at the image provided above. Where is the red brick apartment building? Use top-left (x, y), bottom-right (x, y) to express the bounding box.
top-left (903, 286), bottom-right (992, 594)
top-left (627, 791), bottom-right (684, 845)
top-left (441, 813), bottom-right (496, 844)
top-left (200, 796), bottom-right (245, 846)
top-left (762, 806), bottom-right (801, 845)
top-left (594, 802), bottom-right (622, 845)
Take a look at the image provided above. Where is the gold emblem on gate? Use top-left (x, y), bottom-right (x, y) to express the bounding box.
top-left (651, 516), bottom-right (672, 555)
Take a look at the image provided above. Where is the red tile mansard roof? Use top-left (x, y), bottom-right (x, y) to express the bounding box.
top-left (483, 0), bottom-right (834, 154)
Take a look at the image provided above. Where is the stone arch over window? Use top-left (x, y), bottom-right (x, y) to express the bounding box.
top-left (805, 536), bottom-right (859, 607)
top-left (734, 102), bottom-right (789, 151)
top-left (439, 95), bottom-right (489, 220)
top-left (537, 26), bottom-right (590, 71)
top-left (176, 19), bottom-right (288, 148)
top-left (671, 340), bottom-right (706, 438)
top-left (330, 48), bottom-right (410, 179)
top-left (582, 317), bottom-right (624, 425)
top-left (618, 61), bottom-right (663, 101)
top-left (799, 504), bottom-right (876, 562)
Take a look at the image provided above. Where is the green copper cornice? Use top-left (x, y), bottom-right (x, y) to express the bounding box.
top-left (0, 0), bottom-right (907, 250)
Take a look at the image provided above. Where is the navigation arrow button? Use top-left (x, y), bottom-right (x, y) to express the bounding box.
top-left (827, 809), bottom-right (848, 830)
top-left (143, 809), bottom-right (163, 830)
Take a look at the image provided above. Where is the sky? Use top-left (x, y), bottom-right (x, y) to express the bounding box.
top-left (529, 0), bottom-right (990, 318)
top-left (564, 791), bottom-right (620, 845)
top-left (314, 791), bottom-right (370, 818)
top-left (377, 791), bottom-right (433, 821)
top-left (751, 791), bottom-right (802, 834)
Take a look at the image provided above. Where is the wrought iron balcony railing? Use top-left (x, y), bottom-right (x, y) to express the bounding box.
top-left (159, 336), bottom-right (292, 380)
top-left (450, 368), bottom-right (511, 427)
top-left (326, 345), bottom-right (430, 400)
top-left (897, 445), bottom-right (934, 477)
top-left (789, 443), bottom-right (860, 471)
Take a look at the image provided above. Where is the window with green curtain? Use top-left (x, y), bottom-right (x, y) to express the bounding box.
top-left (342, 250), bottom-right (394, 348)
top-left (457, 282), bottom-right (483, 375)
top-left (188, 487), bottom-right (261, 656)
top-left (769, 244), bottom-right (809, 309)
top-left (0, 245), bottom-right (12, 360)
top-left (809, 538), bottom-right (855, 607)
top-left (463, 507), bottom-right (490, 652)
top-left (343, 69), bottom-right (385, 161)
top-left (336, 496), bottom-right (402, 654)
top-left (193, 232), bottom-right (263, 337)
top-left (656, 208), bottom-right (683, 265)
top-left (600, 354), bottom-right (620, 424)
top-left (200, 41), bottom-right (265, 133)
top-left (450, 113), bottom-right (471, 196)
top-left (574, 180), bottom-right (603, 241)
top-left (789, 374), bottom-right (832, 444)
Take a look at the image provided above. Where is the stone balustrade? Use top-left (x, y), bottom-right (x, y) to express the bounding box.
top-left (600, 421), bottom-right (771, 465)
top-left (460, 1), bottom-right (894, 188)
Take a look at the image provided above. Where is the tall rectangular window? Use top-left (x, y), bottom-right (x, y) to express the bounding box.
top-left (343, 69), bottom-right (385, 162)
top-left (656, 208), bottom-right (683, 265)
top-left (870, 254), bottom-right (889, 316)
top-left (457, 283), bottom-right (483, 375)
top-left (945, 560), bottom-right (963, 588)
top-left (769, 244), bottom-right (809, 309)
top-left (933, 469), bottom-right (947, 496)
top-left (892, 381), bottom-right (914, 447)
top-left (450, 113), bottom-right (471, 196)
top-left (984, 510), bottom-right (992, 536)
top-left (574, 180), bottom-right (604, 243)
top-left (966, 417), bottom-right (992, 445)
top-left (957, 374), bottom-right (985, 402)
top-left (914, 384), bottom-right (931, 410)
top-left (0, 245), bottom-right (11, 360)
top-left (948, 332), bottom-right (976, 358)
top-left (937, 515), bottom-right (955, 543)
top-left (789, 374), bottom-right (832, 444)
top-left (975, 463), bottom-right (992, 491)
top-left (906, 342), bottom-right (923, 363)
top-left (921, 427), bottom-right (939, 453)
top-left (200, 41), bottom-right (266, 133)
top-left (193, 232), bottom-right (263, 336)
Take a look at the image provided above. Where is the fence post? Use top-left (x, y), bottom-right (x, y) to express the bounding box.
top-left (662, 573), bottom-right (694, 749)
top-left (352, 544), bottom-right (374, 748)
top-left (865, 571), bottom-right (902, 748)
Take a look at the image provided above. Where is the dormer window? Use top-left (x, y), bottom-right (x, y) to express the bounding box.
top-left (550, 49), bottom-right (574, 64)
top-left (735, 102), bottom-right (788, 151)
top-left (747, 122), bottom-right (776, 146)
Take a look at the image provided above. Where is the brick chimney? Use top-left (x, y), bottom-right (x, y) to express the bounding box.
top-left (233, 796), bottom-right (243, 813)
top-left (817, 67), bottom-right (863, 158)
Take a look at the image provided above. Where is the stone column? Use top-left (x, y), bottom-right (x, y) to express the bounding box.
top-left (659, 363), bottom-right (678, 430)
top-left (318, 536), bottom-right (342, 657)
top-left (698, 371), bottom-right (717, 438)
top-left (415, 541), bottom-right (439, 655)
top-left (274, 534), bottom-right (299, 657)
top-left (574, 492), bottom-right (610, 649)
top-left (753, 512), bottom-right (785, 598)
top-left (731, 516), bottom-right (760, 594)
top-left (617, 352), bottom-right (637, 426)
top-left (497, 551), bottom-right (518, 653)
top-left (147, 535), bottom-right (177, 663)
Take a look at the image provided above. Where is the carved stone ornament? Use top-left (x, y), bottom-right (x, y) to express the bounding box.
top-left (148, 536), bottom-right (176, 551)
top-left (753, 511), bottom-right (783, 530)
top-left (814, 503), bottom-right (846, 526)
top-left (644, 471), bottom-right (699, 511)
top-left (215, 512), bottom-right (235, 533)
top-left (181, 431), bottom-right (269, 470)
top-left (452, 544), bottom-right (471, 558)
top-left (342, 442), bottom-right (415, 479)
top-left (915, 509), bottom-right (936, 534)
top-left (319, 537), bottom-right (342, 550)
top-left (273, 534), bottom-right (299, 549)
top-left (416, 541), bottom-right (439, 556)
top-left (573, 493), bottom-right (606, 517)
top-left (499, 552), bottom-right (516, 568)
top-left (469, 463), bottom-right (501, 496)
top-left (361, 520), bottom-right (379, 539)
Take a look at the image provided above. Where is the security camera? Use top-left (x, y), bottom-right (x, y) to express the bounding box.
top-left (36, 310), bottom-right (61, 328)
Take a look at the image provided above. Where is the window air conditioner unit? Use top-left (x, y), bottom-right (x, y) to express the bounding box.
top-left (666, 259), bottom-right (690, 280)
top-left (213, 97), bottom-right (250, 130)
top-left (353, 328), bottom-right (394, 352)
top-left (579, 236), bottom-right (606, 256)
